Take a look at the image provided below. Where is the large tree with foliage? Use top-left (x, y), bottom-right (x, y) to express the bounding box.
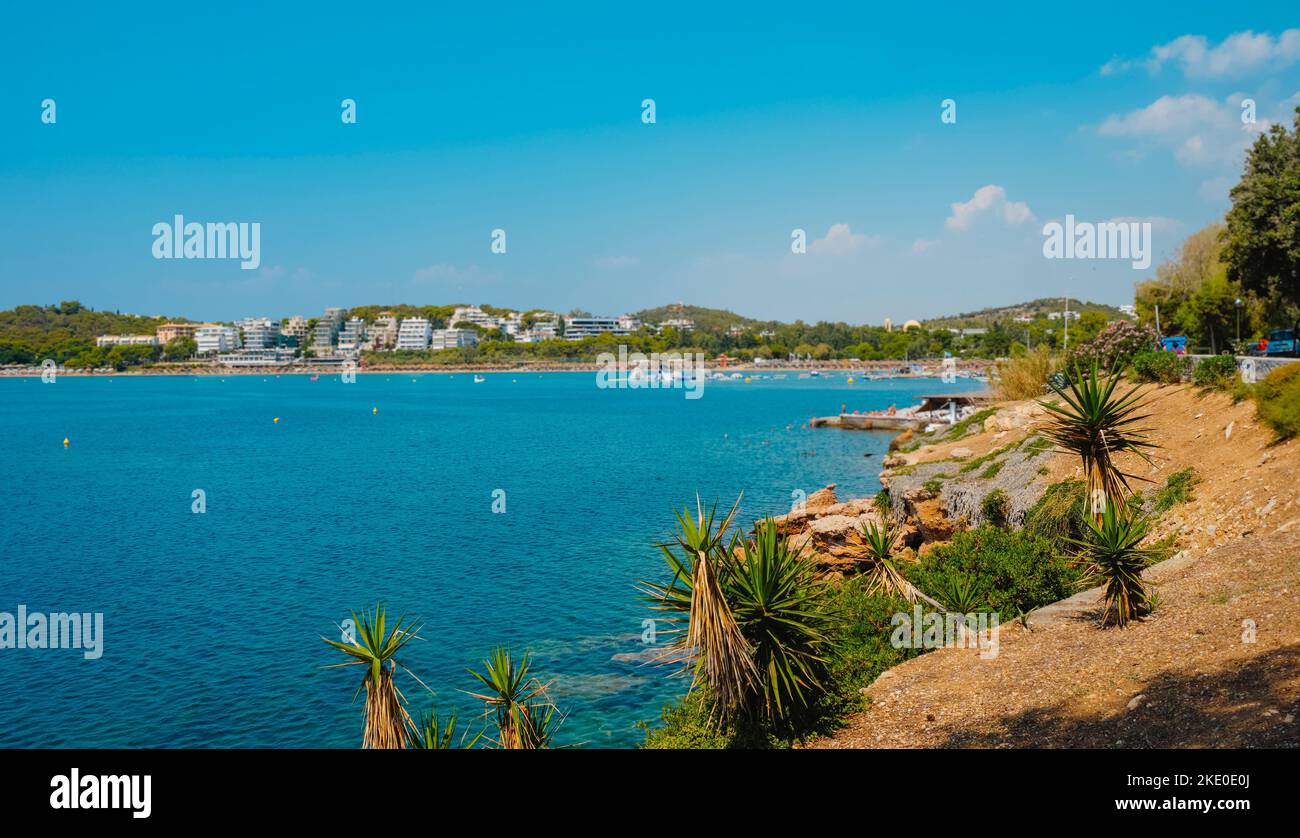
top-left (1222, 107), bottom-right (1300, 322)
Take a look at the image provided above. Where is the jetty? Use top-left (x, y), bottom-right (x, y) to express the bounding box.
top-left (810, 393), bottom-right (989, 431)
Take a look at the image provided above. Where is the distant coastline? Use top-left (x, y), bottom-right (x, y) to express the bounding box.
top-left (0, 358), bottom-right (996, 378)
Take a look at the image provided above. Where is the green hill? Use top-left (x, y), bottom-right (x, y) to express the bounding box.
top-left (0, 301), bottom-right (194, 364)
top-left (632, 303), bottom-right (760, 332)
top-left (924, 297), bottom-right (1126, 329)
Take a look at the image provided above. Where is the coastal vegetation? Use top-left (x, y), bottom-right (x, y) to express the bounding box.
top-left (1041, 362), bottom-right (1156, 512)
top-left (322, 605), bottom-right (564, 749)
top-left (1252, 362), bottom-right (1300, 440)
top-left (321, 604), bottom-right (421, 749)
top-left (993, 345), bottom-right (1056, 400)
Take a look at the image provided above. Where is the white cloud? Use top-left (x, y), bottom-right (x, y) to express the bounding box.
top-left (911, 238), bottom-right (940, 253)
top-left (945, 185), bottom-right (1035, 231)
top-left (1102, 29), bottom-right (1300, 79)
top-left (1097, 94), bottom-right (1270, 168)
top-left (809, 223), bottom-right (881, 255)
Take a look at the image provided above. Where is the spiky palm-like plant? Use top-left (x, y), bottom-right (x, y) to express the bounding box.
top-left (1067, 499), bottom-right (1158, 628)
top-left (409, 707), bottom-right (469, 749)
top-left (725, 519), bottom-right (833, 720)
top-left (640, 497), bottom-right (758, 716)
top-left (855, 518), bottom-right (942, 608)
top-left (1041, 361), bottom-right (1157, 518)
top-left (936, 573), bottom-right (990, 615)
top-left (322, 603), bottom-right (422, 749)
top-left (466, 646), bottom-right (560, 749)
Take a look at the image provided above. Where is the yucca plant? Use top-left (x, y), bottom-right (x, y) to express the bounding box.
top-left (1067, 499), bottom-right (1158, 628)
top-left (936, 573), bottom-right (990, 614)
top-left (409, 707), bottom-right (470, 749)
top-left (855, 518), bottom-right (942, 608)
top-left (466, 646), bottom-right (560, 749)
top-left (640, 496), bottom-right (757, 716)
top-left (322, 603), bottom-right (422, 749)
top-left (725, 519), bottom-right (834, 720)
top-left (1041, 360), bottom-right (1157, 519)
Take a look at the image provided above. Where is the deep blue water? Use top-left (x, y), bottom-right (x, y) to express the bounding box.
top-left (0, 371), bottom-right (981, 748)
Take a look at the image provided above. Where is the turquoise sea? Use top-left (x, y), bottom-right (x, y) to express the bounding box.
top-left (0, 371), bottom-right (982, 748)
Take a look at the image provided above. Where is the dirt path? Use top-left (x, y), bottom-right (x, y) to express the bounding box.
top-left (811, 383), bottom-right (1300, 749)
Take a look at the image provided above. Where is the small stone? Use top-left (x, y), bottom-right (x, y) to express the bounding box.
top-left (951, 447), bottom-right (973, 459)
top-left (1126, 694), bottom-right (1146, 711)
top-left (1285, 714), bottom-right (1295, 724)
top-left (1224, 421), bottom-right (1235, 440)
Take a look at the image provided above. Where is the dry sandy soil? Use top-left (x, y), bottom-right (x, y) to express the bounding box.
top-left (811, 383), bottom-right (1300, 748)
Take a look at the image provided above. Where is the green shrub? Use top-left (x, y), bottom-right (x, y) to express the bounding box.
top-left (823, 583), bottom-right (923, 701)
top-left (1068, 321), bottom-right (1160, 372)
top-left (1022, 480), bottom-right (1087, 548)
top-left (1022, 436), bottom-right (1053, 459)
top-left (981, 489), bottom-right (1010, 526)
top-left (906, 527), bottom-right (1081, 618)
top-left (1192, 355), bottom-right (1237, 388)
top-left (979, 460), bottom-right (1005, 479)
top-left (640, 689), bottom-right (749, 749)
top-left (1254, 362), bottom-right (1300, 440)
top-left (641, 582), bottom-right (922, 748)
top-left (1151, 468), bottom-right (1197, 514)
top-left (1131, 350), bottom-right (1182, 384)
top-left (944, 409), bottom-right (997, 440)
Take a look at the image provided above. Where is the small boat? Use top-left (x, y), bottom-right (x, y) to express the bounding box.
top-left (473, 375), bottom-right (486, 384)
top-left (309, 374), bottom-right (319, 381)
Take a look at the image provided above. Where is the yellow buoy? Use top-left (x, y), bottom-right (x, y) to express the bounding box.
top-left (62, 437), bottom-right (70, 447)
top-left (372, 407), bottom-right (378, 415)
top-left (273, 417), bottom-right (280, 424)
top-left (847, 376), bottom-right (855, 384)
top-left (744, 376), bottom-right (752, 383)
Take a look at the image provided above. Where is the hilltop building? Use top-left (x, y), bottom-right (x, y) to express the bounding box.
top-left (430, 328), bottom-right (479, 350)
top-left (396, 318), bottom-right (432, 350)
top-left (156, 323), bottom-right (204, 344)
top-left (564, 315), bottom-right (639, 341)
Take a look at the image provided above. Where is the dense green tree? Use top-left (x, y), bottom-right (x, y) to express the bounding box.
top-left (1222, 107), bottom-right (1300, 323)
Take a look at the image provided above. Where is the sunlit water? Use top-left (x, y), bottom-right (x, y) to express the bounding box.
top-left (0, 371), bottom-right (981, 747)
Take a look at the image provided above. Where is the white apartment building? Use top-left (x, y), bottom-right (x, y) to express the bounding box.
top-left (367, 316), bottom-right (399, 350)
top-left (313, 308), bottom-right (346, 353)
top-left (238, 317), bottom-right (281, 349)
top-left (337, 317), bottom-right (367, 352)
top-left (658, 318), bottom-right (694, 332)
top-left (430, 328), bottom-right (479, 350)
top-left (564, 315), bottom-right (639, 341)
top-left (515, 319), bottom-right (559, 343)
top-left (196, 326), bottom-right (242, 355)
top-left (451, 306), bottom-right (503, 331)
top-left (217, 348), bottom-right (297, 367)
top-left (95, 335), bottom-right (160, 348)
top-left (396, 317), bottom-right (432, 350)
top-left (283, 316), bottom-right (311, 346)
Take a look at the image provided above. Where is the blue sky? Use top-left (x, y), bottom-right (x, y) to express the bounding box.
top-left (2, 2), bottom-right (1298, 323)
